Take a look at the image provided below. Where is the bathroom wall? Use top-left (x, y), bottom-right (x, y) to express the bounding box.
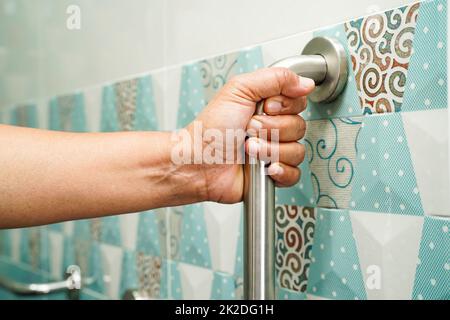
top-left (0, 0), bottom-right (449, 300)
top-left (0, 0), bottom-right (412, 109)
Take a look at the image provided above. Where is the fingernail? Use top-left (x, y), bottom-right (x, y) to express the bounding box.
top-left (268, 163), bottom-right (284, 176)
top-left (248, 118), bottom-right (263, 130)
top-left (266, 101), bottom-right (282, 113)
top-left (248, 139), bottom-right (260, 156)
top-left (299, 77), bottom-right (315, 90)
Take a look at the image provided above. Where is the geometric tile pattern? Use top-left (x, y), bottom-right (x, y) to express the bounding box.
top-left (345, 3), bottom-right (420, 114)
top-left (275, 205), bottom-right (316, 293)
top-left (0, 0), bottom-right (449, 301)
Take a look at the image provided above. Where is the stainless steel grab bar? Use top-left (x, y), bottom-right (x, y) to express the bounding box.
top-left (243, 37), bottom-right (348, 300)
top-left (0, 265), bottom-right (82, 297)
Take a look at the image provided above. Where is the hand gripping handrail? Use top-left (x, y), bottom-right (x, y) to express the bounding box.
top-left (243, 37), bottom-right (348, 300)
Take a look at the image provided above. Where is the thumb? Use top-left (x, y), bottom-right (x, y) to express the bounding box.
top-left (225, 67), bottom-right (315, 102)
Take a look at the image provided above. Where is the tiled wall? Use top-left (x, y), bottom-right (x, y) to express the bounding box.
top-left (0, 0), bottom-right (449, 300)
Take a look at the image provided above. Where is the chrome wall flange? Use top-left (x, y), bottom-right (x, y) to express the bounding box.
top-left (302, 36), bottom-right (348, 103)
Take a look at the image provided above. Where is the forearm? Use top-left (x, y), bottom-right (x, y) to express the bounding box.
top-left (0, 125), bottom-right (207, 228)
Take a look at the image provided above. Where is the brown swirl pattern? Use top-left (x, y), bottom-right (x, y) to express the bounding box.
top-left (345, 3), bottom-right (420, 114)
top-left (114, 79), bottom-right (138, 131)
top-left (56, 95), bottom-right (77, 131)
top-left (275, 205), bottom-right (316, 293)
top-left (136, 253), bottom-right (161, 298)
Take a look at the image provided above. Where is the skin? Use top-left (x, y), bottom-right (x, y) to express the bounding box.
top-left (0, 68), bottom-right (314, 229)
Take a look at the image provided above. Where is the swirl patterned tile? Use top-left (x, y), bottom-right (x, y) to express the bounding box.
top-left (402, 0), bottom-right (447, 112)
top-left (176, 46), bottom-right (263, 128)
top-left (307, 208), bottom-right (367, 300)
top-left (350, 113), bottom-right (424, 215)
top-left (412, 216), bottom-right (450, 300)
top-left (275, 205), bottom-right (316, 294)
top-left (101, 75), bottom-right (159, 132)
top-left (304, 117), bottom-right (362, 209)
top-left (136, 253), bottom-right (162, 299)
top-left (345, 2), bottom-right (420, 114)
top-left (9, 104), bottom-right (38, 128)
top-left (48, 93), bottom-right (86, 132)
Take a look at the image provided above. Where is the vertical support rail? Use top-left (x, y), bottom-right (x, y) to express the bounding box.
top-left (243, 37), bottom-right (348, 300)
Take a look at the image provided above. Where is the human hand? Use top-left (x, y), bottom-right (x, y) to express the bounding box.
top-left (182, 67), bottom-right (315, 203)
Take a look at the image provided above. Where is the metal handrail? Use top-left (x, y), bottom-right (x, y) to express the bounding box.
top-left (0, 265), bottom-right (82, 296)
top-left (243, 37), bottom-right (348, 300)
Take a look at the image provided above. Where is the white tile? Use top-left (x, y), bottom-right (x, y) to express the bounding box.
top-left (35, 98), bottom-right (48, 129)
top-left (10, 229), bottom-right (21, 263)
top-left (350, 211), bottom-right (424, 299)
top-left (261, 32), bottom-right (313, 66)
top-left (203, 202), bottom-right (242, 274)
top-left (119, 212), bottom-right (139, 251)
top-left (178, 263), bottom-right (213, 299)
top-left (149, 69), bottom-right (167, 130)
top-left (99, 243), bottom-right (123, 299)
top-left (162, 67), bottom-right (182, 131)
top-left (63, 221), bottom-right (74, 237)
top-left (402, 109), bottom-right (450, 216)
top-left (48, 231), bottom-right (64, 279)
top-left (83, 85), bottom-right (103, 132)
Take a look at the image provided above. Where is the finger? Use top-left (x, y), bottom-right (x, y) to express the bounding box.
top-left (227, 68), bottom-right (315, 101)
top-left (247, 114), bottom-right (306, 142)
top-left (268, 162), bottom-right (301, 187)
top-left (246, 138), bottom-right (305, 166)
top-left (263, 95), bottom-right (307, 115)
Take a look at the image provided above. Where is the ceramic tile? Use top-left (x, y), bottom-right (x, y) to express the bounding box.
top-left (261, 32), bottom-right (313, 67)
top-left (178, 262), bottom-right (214, 299)
top-left (101, 74), bottom-right (159, 132)
top-left (412, 216), bottom-right (450, 300)
top-left (9, 104), bottom-right (38, 127)
top-left (345, 2), bottom-right (420, 114)
top-left (350, 210), bottom-right (424, 299)
top-left (350, 113), bottom-right (424, 215)
top-left (275, 205), bottom-right (316, 293)
top-left (402, 0), bottom-right (447, 112)
top-left (48, 92), bottom-right (86, 132)
top-left (203, 202), bottom-right (242, 274)
top-left (178, 203), bottom-right (212, 269)
top-left (305, 117), bottom-right (362, 208)
top-left (307, 208), bottom-right (367, 300)
top-left (99, 243), bottom-right (123, 299)
top-left (136, 253), bottom-right (162, 299)
top-left (402, 109), bottom-right (450, 216)
top-left (176, 46), bottom-right (263, 128)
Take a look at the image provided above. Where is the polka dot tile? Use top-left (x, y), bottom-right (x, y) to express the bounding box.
top-left (48, 93), bottom-right (86, 132)
top-left (402, 0), bottom-right (447, 112)
top-left (179, 204), bottom-right (212, 269)
top-left (412, 216), bottom-right (450, 300)
top-left (350, 113), bottom-right (424, 215)
top-left (307, 208), bottom-right (367, 300)
top-left (136, 211), bottom-right (161, 256)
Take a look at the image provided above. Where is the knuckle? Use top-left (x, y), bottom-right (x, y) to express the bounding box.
top-left (298, 143), bottom-right (306, 163)
top-left (227, 74), bottom-right (245, 88)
